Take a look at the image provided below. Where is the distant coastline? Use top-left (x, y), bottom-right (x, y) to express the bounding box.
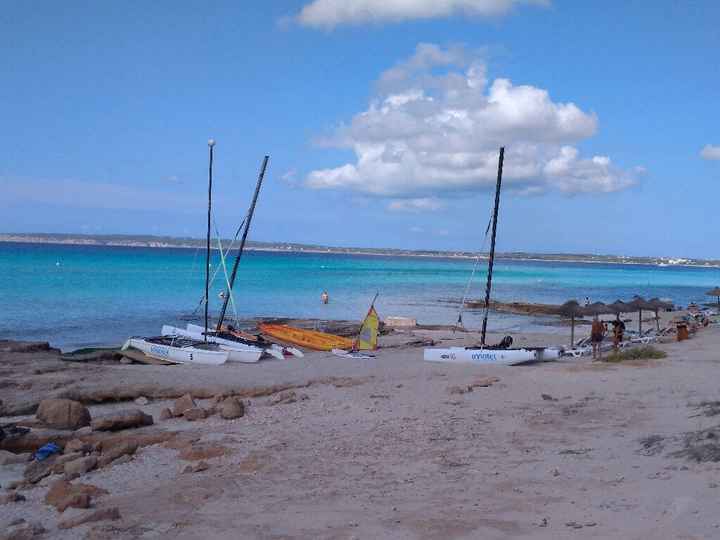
top-left (2, 232), bottom-right (719, 269)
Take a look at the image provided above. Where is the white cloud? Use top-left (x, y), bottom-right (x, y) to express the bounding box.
top-left (701, 144), bottom-right (720, 161)
top-left (296, 0), bottom-right (549, 28)
top-left (387, 197), bottom-right (445, 212)
top-left (305, 44), bottom-right (639, 201)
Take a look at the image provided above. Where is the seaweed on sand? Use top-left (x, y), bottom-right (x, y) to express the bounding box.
top-left (670, 427), bottom-right (720, 463)
top-left (690, 400), bottom-right (720, 417)
top-left (638, 434), bottom-right (666, 456)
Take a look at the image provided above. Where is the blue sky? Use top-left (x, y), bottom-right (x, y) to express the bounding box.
top-left (1, 1), bottom-right (718, 257)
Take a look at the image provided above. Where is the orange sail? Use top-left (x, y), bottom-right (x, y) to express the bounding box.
top-left (258, 323), bottom-right (353, 352)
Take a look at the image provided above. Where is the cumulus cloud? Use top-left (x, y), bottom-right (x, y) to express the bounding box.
top-left (701, 144), bottom-right (720, 161)
top-left (387, 197), bottom-right (445, 212)
top-left (296, 0), bottom-right (549, 28)
top-left (305, 43), bottom-right (639, 201)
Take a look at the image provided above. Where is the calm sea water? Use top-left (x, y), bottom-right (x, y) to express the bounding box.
top-left (2, 242), bottom-right (719, 350)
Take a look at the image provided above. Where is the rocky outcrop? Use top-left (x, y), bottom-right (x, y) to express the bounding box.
top-left (0, 449), bottom-right (30, 465)
top-left (98, 440), bottom-right (138, 468)
top-left (182, 460), bottom-right (209, 474)
top-left (64, 438), bottom-right (92, 454)
top-left (91, 409), bottom-right (153, 431)
top-left (23, 456), bottom-right (58, 484)
top-left (220, 397), bottom-right (245, 419)
top-left (183, 408), bottom-right (208, 421)
top-left (0, 519), bottom-right (45, 540)
top-left (172, 394), bottom-right (196, 417)
top-left (36, 399), bottom-right (91, 430)
top-left (178, 444), bottom-right (227, 461)
top-left (64, 455), bottom-right (98, 479)
top-left (45, 479), bottom-right (108, 512)
top-left (0, 340), bottom-right (54, 353)
top-left (0, 428), bottom-right (75, 454)
top-left (58, 507), bottom-right (121, 529)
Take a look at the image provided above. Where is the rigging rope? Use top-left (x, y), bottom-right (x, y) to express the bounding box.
top-left (214, 223), bottom-right (241, 326)
top-left (453, 205), bottom-right (495, 332)
top-left (190, 216), bottom-right (247, 317)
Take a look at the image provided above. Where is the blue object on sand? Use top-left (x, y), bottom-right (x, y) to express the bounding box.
top-left (34, 442), bottom-right (61, 461)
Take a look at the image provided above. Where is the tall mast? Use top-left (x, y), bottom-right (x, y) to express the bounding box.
top-left (204, 139), bottom-right (216, 342)
top-left (215, 155), bottom-right (270, 332)
top-left (480, 147), bottom-right (504, 347)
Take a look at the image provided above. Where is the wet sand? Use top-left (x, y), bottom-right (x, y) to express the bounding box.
top-left (2, 317), bottom-right (720, 539)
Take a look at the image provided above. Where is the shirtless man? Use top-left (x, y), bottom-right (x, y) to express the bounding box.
top-left (591, 317), bottom-right (606, 360)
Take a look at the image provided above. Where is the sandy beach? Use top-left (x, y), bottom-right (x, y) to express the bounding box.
top-left (1, 312), bottom-right (720, 540)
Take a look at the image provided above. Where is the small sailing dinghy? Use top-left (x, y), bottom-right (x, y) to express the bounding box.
top-left (161, 325), bottom-right (265, 363)
top-left (424, 147), bottom-right (555, 366)
top-left (331, 293), bottom-right (381, 359)
top-left (122, 337), bottom-right (228, 365)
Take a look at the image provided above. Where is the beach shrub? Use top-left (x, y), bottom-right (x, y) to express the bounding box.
top-left (605, 346), bottom-right (667, 363)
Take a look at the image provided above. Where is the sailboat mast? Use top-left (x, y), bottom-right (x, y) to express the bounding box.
top-left (204, 139), bottom-right (216, 342)
top-left (480, 147), bottom-right (505, 347)
top-left (215, 155), bottom-right (270, 332)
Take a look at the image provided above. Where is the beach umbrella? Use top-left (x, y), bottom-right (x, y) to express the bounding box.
top-left (582, 302), bottom-right (611, 319)
top-left (559, 300), bottom-right (584, 347)
top-left (648, 297), bottom-right (672, 331)
top-left (607, 300), bottom-right (632, 320)
top-left (706, 287), bottom-right (720, 307)
top-left (628, 296), bottom-right (655, 334)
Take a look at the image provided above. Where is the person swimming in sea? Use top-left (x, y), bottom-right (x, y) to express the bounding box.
top-left (321, 291), bottom-right (329, 304)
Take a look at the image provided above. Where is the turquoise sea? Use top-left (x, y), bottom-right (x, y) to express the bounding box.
top-left (2, 242), bottom-right (719, 350)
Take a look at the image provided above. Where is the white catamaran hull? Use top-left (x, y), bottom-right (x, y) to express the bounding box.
top-left (161, 325), bottom-right (264, 363)
top-left (123, 338), bottom-right (228, 366)
top-left (423, 347), bottom-right (537, 366)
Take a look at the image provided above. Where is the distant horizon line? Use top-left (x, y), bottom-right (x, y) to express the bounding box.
top-left (1, 232), bottom-right (718, 268)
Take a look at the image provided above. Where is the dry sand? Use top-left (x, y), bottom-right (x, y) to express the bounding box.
top-left (2, 318), bottom-right (720, 539)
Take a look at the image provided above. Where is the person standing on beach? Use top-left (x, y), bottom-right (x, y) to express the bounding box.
top-left (591, 317), bottom-right (605, 360)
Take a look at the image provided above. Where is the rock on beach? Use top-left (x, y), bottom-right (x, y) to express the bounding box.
top-left (90, 409), bottom-right (153, 431)
top-left (35, 399), bottom-right (91, 430)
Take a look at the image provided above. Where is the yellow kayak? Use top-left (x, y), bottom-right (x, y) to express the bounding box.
top-left (258, 323), bottom-right (353, 352)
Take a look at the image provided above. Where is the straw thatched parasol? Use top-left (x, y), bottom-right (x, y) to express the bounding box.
top-left (582, 301), bottom-right (612, 318)
top-left (628, 296), bottom-right (655, 334)
top-left (648, 297), bottom-right (673, 331)
top-left (607, 300), bottom-right (632, 320)
top-left (559, 300), bottom-right (584, 347)
top-left (706, 287), bottom-right (720, 307)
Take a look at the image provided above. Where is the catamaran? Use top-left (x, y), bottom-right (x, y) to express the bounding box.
top-left (161, 153), bottom-right (285, 363)
top-left (122, 336), bottom-right (228, 366)
top-left (423, 148), bottom-right (558, 366)
top-left (124, 139), bottom-right (234, 366)
top-left (161, 325), bottom-right (265, 362)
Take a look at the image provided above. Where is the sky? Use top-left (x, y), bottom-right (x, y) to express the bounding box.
top-left (1, 0), bottom-right (719, 258)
